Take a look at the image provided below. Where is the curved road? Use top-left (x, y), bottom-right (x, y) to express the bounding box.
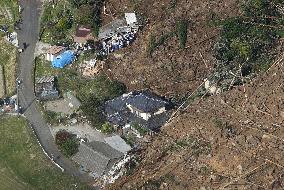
top-left (17, 0), bottom-right (93, 184)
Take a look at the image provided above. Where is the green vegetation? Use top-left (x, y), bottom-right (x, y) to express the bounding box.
top-left (40, 0), bottom-right (104, 43)
top-left (71, 0), bottom-right (104, 37)
top-left (40, 1), bottom-right (74, 44)
top-left (101, 122), bottom-right (114, 134)
top-left (55, 130), bottom-right (79, 157)
top-left (42, 110), bottom-right (65, 125)
top-left (80, 76), bottom-right (125, 130)
top-left (176, 20), bottom-right (188, 49)
top-left (35, 56), bottom-right (126, 100)
top-left (131, 122), bottom-right (148, 136)
top-left (215, 0), bottom-right (284, 73)
top-left (0, 0), bottom-right (19, 27)
top-left (0, 116), bottom-right (89, 190)
top-left (0, 38), bottom-right (17, 96)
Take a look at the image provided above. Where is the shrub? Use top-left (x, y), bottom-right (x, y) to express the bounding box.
top-left (131, 122), bottom-right (148, 136)
top-left (101, 122), bottom-right (114, 134)
top-left (176, 20), bottom-right (188, 49)
top-left (55, 130), bottom-right (79, 157)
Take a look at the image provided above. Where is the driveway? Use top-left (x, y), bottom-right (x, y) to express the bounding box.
top-left (17, 0), bottom-right (93, 184)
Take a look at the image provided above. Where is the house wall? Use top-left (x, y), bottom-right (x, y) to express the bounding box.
top-left (46, 53), bottom-right (56, 61)
top-left (154, 107), bottom-right (166, 115)
top-left (126, 104), bottom-right (152, 121)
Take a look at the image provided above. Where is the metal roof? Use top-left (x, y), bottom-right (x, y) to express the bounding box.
top-left (36, 76), bottom-right (55, 84)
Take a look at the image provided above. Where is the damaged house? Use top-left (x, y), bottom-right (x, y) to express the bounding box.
top-left (35, 76), bottom-right (59, 100)
top-left (98, 13), bottom-right (139, 55)
top-left (105, 90), bottom-right (173, 134)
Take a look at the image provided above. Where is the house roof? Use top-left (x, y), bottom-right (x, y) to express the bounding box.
top-left (105, 90), bottom-right (172, 131)
top-left (104, 135), bottom-right (131, 154)
top-left (46, 46), bottom-right (65, 55)
top-left (74, 26), bottom-right (93, 44)
top-left (106, 90), bottom-right (169, 114)
top-left (86, 141), bottom-right (123, 160)
top-left (36, 76), bottom-right (55, 84)
top-left (72, 143), bottom-right (110, 176)
top-left (72, 141), bottom-right (124, 176)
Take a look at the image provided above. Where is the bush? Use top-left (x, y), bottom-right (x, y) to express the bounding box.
top-left (55, 130), bottom-right (79, 157)
top-left (101, 122), bottom-right (114, 134)
top-left (176, 20), bottom-right (188, 49)
top-left (131, 122), bottom-right (148, 136)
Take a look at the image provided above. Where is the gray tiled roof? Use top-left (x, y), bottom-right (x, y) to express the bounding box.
top-left (72, 143), bottom-right (110, 176)
top-left (105, 90), bottom-right (172, 131)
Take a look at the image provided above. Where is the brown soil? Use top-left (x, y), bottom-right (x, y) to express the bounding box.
top-left (101, 0), bottom-right (284, 189)
top-left (108, 52), bottom-right (284, 190)
top-left (102, 0), bottom-right (240, 97)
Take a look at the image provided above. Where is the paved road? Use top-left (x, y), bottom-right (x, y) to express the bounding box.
top-left (17, 0), bottom-right (93, 184)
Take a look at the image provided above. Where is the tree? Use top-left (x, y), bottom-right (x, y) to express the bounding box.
top-left (74, 4), bottom-right (94, 26)
top-left (55, 130), bottom-right (79, 157)
top-left (80, 95), bottom-right (106, 129)
top-left (176, 20), bottom-right (188, 49)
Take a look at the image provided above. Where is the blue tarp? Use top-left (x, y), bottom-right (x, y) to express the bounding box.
top-left (52, 50), bottom-right (75, 68)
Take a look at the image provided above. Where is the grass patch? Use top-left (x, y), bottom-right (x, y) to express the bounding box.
top-left (0, 38), bottom-right (17, 96)
top-left (0, 0), bottom-right (19, 28)
top-left (0, 116), bottom-right (90, 190)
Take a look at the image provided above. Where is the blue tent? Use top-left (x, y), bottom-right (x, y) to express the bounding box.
top-left (52, 50), bottom-right (75, 68)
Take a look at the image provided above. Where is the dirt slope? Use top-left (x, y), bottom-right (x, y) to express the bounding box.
top-left (108, 52), bottom-right (284, 189)
top-left (103, 0), bottom-right (239, 98)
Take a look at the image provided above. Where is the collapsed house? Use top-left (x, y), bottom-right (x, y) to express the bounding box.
top-left (0, 96), bottom-right (17, 113)
top-left (105, 90), bottom-right (173, 134)
top-left (80, 59), bottom-right (104, 77)
top-left (35, 76), bottom-right (59, 100)
top-left (98, 13), bottom-right (139, 55)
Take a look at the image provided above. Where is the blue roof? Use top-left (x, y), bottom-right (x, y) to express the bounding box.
top-left (52, 50), bottom-right (74, 68)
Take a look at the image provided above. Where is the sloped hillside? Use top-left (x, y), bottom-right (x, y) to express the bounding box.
top-left (108, 51), bottom-right (284, 189)
top-left (102, 0), bottom-right (239, 98)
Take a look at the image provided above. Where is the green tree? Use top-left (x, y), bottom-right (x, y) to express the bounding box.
top-left (55, 130), bottom-right (79, 157)
top-left (176, 20), bottom-right (188, 49)
top-left (80, 95), bottom-right (106, 129)
top-left (101, 122), bottom-right (114, 134)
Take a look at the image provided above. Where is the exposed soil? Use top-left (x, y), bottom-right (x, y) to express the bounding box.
top-left (108, 52), bottom-right (284, 189)
top-left (102, 0), bottom-right (240, 98)
top-left (100, 0), bottom-right (284, 189)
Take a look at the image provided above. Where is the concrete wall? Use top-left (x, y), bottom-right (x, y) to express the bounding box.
top-left (0, 65), bottom-right (5, 98)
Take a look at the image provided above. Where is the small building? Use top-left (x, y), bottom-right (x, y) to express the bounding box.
top-left (105, 90), bottom-right (173, 133)
top-left (52, 50), bottom-right (75, 68)
top-left (74, 26), bottom-right (94, 46)
top-left (35, 76), bottom-right (59, 100)
top-left (45, 46), bottom-right (65, 61)
top-left (72, 141), bottom-right (124, 178)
